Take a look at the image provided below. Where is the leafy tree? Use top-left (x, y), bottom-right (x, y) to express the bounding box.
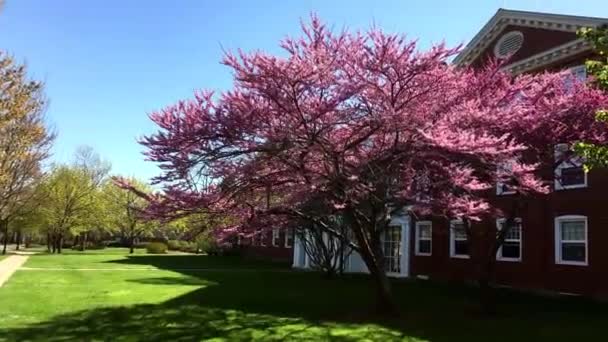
top-left (0, 52), bottom-right (54, 254)
top-left (104, 177), bottom-right (157, 253)
top-left (130, 17), bottom-right (608, 314)
top-left (574, 26), bottom-right (608, 168)
top-left (39, 147), bottom-right (110, 253)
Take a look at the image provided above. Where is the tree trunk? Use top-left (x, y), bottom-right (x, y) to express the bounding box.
top-left (15, 230), bottom-right (21, 250)
top-left (82, 232), bottom-right (88, 251)
top-left (129, 236), bottom-right (135, 254)
top-left (355, 233), bottom-right (398, 315)
top-left (58, 236), bottom-right (63, 254)
top-left (478, 250), bottom-right (497, 315)
top-left (1, 221), bottom-right (8, 255)
top-left (47, 232), bottom-right (52, 253)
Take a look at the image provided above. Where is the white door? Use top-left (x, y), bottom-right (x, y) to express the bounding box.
top-left (382, 224), bottom-right (402, 275)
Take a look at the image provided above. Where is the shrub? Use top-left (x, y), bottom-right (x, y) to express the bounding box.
top-left (167, 240), bottom-right (181, 251)
top-left (146, 242), bottom-right (168, 254)
top-left (133, 242), bottom-right (148, 249)
top-left (71, 241), bottom-right (107, 250)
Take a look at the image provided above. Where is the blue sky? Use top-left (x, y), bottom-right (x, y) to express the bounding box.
top-left (1, 0), bottom-right (607, 182)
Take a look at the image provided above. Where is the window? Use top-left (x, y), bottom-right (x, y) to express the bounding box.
top-left (496, 218), bottom-right (522, 262)
top-left (564, 65), bottom-right (587, 91)
top-left (272, 229), bottom-right (280, 247)
top-left (382, 225), bottom-right (402, 273)
top-left (555, 215), bottom-right (588, 266)
top-left (450, 220), bottom-right (469, 259)
top-left (415, 221), bottom-right (432, 256)
top-left (554, 144), bottom-right (587, 190)
top-left (494, 31), bottom-right (524, 59)
top-left (259, 230), bottom-right (267, 247)
top-left (284, 228), bottom-right (294, 248)
top-left (496, 161), bottom-right (516, 195)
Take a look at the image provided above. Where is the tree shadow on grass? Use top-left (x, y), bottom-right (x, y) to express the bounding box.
top-left (2, 255), bottom-right (607, 342)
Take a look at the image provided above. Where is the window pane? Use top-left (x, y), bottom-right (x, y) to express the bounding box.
top-left (418, 224), bottom-right (431, 239)
top-left (561, 167), bottom-right (585, 186)
top-left (501, 242), bottom-right (520, 259)
top-left (561, 221), bottom-right (585, 241)
top-left (418, 240), bottom-right (431, 254)
top-left (562, 242), bottom-right (586, 262)
top-left (452, 223), bottom-right (467, 239)
top-left (454, 241), bottom-right (468, 256)
top-left (504, 224), bottom-right (521, 240)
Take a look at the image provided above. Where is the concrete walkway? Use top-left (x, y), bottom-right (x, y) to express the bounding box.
top-left (0, 255), bottom-right (30, 286)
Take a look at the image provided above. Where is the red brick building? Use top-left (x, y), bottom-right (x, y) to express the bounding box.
top-left (240, 228), bottom-right (294, 262)
top-left (266, 9), bottom-right (608, 298)
top-left (412, 9), bottom-right (608, 298)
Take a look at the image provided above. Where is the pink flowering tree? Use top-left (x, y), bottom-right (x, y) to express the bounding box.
top-left (132, 17), bottom-right (608, 314)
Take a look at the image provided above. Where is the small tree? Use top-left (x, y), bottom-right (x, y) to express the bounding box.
top-left (39, 147), bottom-right (110, 253)
top-left (574, 26), bottom-right (608, 168)
top-left (104, 177), bottom-right (156, 253)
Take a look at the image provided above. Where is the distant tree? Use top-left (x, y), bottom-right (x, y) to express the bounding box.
top-left (104, 177), bottom-right (157, 253)
top-left (128, 17), bottom-right (608, 314)
top-left (0, 52), bottom-right (54, 254)
top-left (39, 147), bottom-right (109, 253)
top-left (574, 26), bottom-right (608, 168)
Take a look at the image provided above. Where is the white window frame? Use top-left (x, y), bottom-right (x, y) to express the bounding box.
top-left (271, 229), bottom-right (280, 247)
top-left (569, 65), bottom-right (587, 82)
top-left (554, 143), bottom-right (587, 190)
top-left (450, 219), bottom-right (470, 259)
top-left (259, 230), bottom-right (267, 247)
top-left (284, 228), bottom-right (293, 248)
top-left (496, 161), bottom-right (517, 196)
top-left (496, 218), bottom-right (522, 262)
top-left (554, 215), bottom-right (588, 266)
top-left (415, 221), bottom-right (432, 256)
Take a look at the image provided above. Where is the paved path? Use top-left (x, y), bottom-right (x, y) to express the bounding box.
top-left (0, 255), bottom-right (30, 286)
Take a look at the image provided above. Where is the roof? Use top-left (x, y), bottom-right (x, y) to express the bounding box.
top-left (454, 8), bottom-right (608, 72)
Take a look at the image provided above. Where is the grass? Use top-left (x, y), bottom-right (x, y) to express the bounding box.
top-left (0, 249), bottom-right (606, 341)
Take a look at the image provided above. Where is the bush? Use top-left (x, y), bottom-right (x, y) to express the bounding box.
top-left (167, 240), bottom-right (181, 251)
top-left (71, 241), bottom-right (107, 250)
top-left (146, 242), bottom-right (167, 254)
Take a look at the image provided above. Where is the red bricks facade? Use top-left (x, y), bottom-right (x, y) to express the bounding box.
top-left (411, 19), bottom-right (608, 299)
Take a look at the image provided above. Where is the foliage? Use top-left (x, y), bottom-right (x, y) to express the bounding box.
top-left (131, 16), bottom-right (608, 312)
top-left (0, 51), bottom-right (54, 253)
top-left (145, 242), bottom-right (168, 254)
top-left (37, 147), bottom-right (110, 253)
top-left (574, 26), bottom-right (608, 169)
top-left (103, 177), bottom-right (158, 253)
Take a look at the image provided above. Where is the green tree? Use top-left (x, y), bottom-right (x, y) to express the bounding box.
top-left (0, 52), bottom-right (54, 254)
top-left (39, 147), bottom-right (110, 253)
top-left (575, 26), bottom-right (608, 168)
top-left (103, 177), bottom-right (156, 253)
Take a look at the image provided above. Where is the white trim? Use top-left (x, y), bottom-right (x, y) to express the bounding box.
top-left (450, 219), bottom-right (470, 259)
top-left (496, 218), bottom-right (522, 262)
top-left (414, 221), bottom-right (432, 256)
top-left (554, 215), bottom-right (588, 266)
top-left (554, 143), bottom-right (587, 191)
top-left (496, 160), bottom-right (517, 195)
top-left (259, 231), bottom-right (266, 247)
top-left (454, 8), bottom-right (607, 67)
top-left (271, 229), bottom-right (280, 247)
top-left (384, 215), bottom-right (410, 278)
top-left (504, 39), bottom-right (590, 75)
top-left (284, 228), bottom-right (293, 248)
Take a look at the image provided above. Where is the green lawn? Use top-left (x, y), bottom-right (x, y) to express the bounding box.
top-left (0, 249), bottom-right (606, 341)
